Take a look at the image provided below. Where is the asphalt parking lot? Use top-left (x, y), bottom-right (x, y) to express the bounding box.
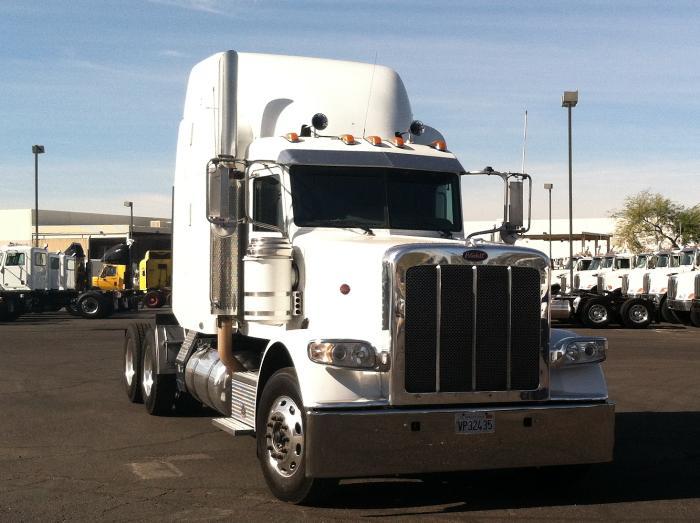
top-left (0, 312), bottom-right (698, 521)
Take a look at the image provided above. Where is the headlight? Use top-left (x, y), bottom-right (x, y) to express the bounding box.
top-left (308, 340), bottom-right (389, 370)
top-left (550, 337), bottom-right (607, 367)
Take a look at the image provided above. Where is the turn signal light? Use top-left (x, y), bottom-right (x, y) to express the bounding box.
top-left (340, 134), bottom-right (356, 145)
top-left (430, 139), bottom-right (447, 151)
top-left (284, 132), bottom-right (300, 142)
top-left (391, 136), bottom-right (405, 147)
top-left (365, 135), bottom-right (382, 146)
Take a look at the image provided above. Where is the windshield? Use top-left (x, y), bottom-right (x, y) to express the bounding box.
top-left (576, 259), bottom-right (592, 271)
top-left (680, 251), bottom-right (695, 266)
top-left (634, 255), bottom-right (647, 269)
top-left (671, 255), bottom-right (680, 267)
top-left (602, 257), bottom-right (614, 269)
top-left (289, 165), bottom-right (462, 232)
top-left (654, 254), bottom-right (669, 268)
top-left (589, 258), bottom-right (603, 270)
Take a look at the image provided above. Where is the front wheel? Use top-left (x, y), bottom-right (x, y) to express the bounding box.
top-left (581, 298), bottom-right (611, 328)
top-left (620, 299), bottom-right (653, 329)
top-left (256, 368), bottom-right (335, 504)
top-left (123, 322), bottom-right (150, 403)
top-left (660, 297), bottom-right (680, 324)
top-left (77, 292), bottom-right (112, 319)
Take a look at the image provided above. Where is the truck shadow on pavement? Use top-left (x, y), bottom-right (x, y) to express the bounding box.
top-left (319, 411), bottom-right (700, 512)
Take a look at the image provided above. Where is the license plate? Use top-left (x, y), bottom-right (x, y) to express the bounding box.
top-left (455, 412), bottom-right (495, 434)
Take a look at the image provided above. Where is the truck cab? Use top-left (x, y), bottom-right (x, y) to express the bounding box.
top-left (120, 51), bottom-right (614, 503)
top-left (642, 250), bottom-right (682, 321)
top-left (573, 256), bottom-right (603, 292)
top-left (92, 264), bottom-right (126, 291)
top-left (667, 247), bottom-right (700, 326)
top-left (596, 253), bottom-right (633, 294)
top-left (0, 245), bottom-right (48, 291)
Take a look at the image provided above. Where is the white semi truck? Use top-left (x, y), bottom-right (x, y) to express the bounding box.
top-left (667, 247), bottom-right (700, 327)
top-left (121, 51), bottom-right (614, 503)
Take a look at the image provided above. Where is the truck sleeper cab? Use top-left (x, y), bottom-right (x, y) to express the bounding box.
top-left (120, 50), bottom-right (614, 504)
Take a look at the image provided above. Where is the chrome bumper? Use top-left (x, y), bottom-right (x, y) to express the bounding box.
top-left (668, 299), bottom-right (692, 311)
top-left (305, 402), bottom-right (615, 478)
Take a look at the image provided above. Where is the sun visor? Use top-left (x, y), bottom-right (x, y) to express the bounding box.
top-left (277, 149), bottom-right (464, 173)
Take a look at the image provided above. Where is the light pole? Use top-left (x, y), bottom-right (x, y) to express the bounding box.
top-left (32, 145), bottom-right (45, 247)
top-left (562, 90), bottom-right (578, 291)
top-left (544, 183), bottom-right (553, 265)
top-left (124, 201), bottom-right (134, 288)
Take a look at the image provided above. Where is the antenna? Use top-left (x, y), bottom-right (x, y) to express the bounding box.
top-left (361, 51), bottom-right (378, 139)
top-left (520, 109), bottom-right (528, 173)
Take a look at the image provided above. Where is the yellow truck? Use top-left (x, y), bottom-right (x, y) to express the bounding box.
top-left (92, 250), bottom-right (171, 308)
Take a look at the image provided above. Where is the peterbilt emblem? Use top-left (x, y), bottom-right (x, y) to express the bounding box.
top-left (463, 250), bottom-right (488, 262)
top-left (240, 403), bottom-right (247, 418)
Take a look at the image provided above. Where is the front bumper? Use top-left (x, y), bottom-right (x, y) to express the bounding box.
top-left (668, 299), bottom-right (692, 312)
top-left (305, 402), bottom-right (615, 478)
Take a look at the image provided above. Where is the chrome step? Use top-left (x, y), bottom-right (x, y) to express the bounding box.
top-left (212, 417), bottom-right (254, 436)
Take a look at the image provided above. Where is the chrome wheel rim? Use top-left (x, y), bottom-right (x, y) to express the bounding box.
top-left (142, 345), bottom-right (154, 397)
top-left (124, 339), bottom-right (135, 386)
top-left (589, 304), bottom-right (608, 323)
top-left (81, 297), bottom-right (99, 314)
top-left (265, 395), bottom-right (304, 478)
top-left (629, 304), bottom-right (649, 323)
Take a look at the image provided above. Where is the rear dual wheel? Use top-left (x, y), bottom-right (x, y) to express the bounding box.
top-left (580, 298), bottom-right (610, 328)
top-left (123, 322), bottom-right (150, 403)
top-left (620, 299), bottom-right (653, 329)
top-left (141, 331), bottom-right (176, 415)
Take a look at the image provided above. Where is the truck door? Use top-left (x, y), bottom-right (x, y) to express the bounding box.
top-left (49, 255), bottom-right (61, 290)
top-left (2, 252), bottom-right (27, 289)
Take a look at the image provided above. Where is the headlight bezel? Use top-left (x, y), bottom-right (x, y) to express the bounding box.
top-left (307, 339), bottom-right (390, 371)
top-left (550, 336), bottom-right (607, 368)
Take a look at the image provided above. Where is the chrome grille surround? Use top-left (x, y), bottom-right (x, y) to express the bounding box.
top-left (384, 243), bottom-right (550, 406)
top-left (596, 274), bottom-right (605, 294)
top-left (643, 273), bottom-right (651, 294)
top-left (621, 274), bottom-right (629, 295)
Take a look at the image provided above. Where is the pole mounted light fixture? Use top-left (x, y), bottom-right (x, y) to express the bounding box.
top-left (32, 145), bottom-right (45, 247)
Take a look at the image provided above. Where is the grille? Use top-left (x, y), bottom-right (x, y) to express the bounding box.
top-left (404, 264), bottom-right (541, 393)
top-left (667, 276), bottom-right (678, 300)
top-left (643, 273), bottom-right (651, 294)
top-left (596, 275), bottom-right (605, 294)
top-left (621, 274), bottom-right (629, 295)
top-left (574, 274), bottom-right (580, 290)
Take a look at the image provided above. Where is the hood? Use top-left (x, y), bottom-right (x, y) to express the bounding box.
top-left (292, 230), bottom-right (461, 338)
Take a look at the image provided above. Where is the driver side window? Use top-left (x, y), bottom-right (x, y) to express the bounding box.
top-left (253, 175), bottom-right (283, 231)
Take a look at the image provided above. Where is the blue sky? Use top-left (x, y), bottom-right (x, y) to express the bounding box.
top-left (1, 0), bottom-right (699, 221)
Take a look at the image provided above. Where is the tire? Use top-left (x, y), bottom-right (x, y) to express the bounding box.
top-left (123, 322), bottom-right (150, 403)
top-left (66, 302), bottom-right (81, 316)
top-left (141, 330), bottom-right (176, 415)
top-left (144, 291), bottom-right (164, 309)
top-left (660, 297), bottom-right (680, 324)
top-left (77, 292), bottom-right (112, 319)
top-left (581, 297), bottom-right (611, 328)
top-left (620, 299), bottom-right (653, 329)
top-left (257, 368), bottom-right (335, 504)
top-left (691, 306), bottom-right (700, 328)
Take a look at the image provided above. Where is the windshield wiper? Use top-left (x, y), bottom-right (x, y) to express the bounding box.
top-left (438, 229), bottom-right (453, 239)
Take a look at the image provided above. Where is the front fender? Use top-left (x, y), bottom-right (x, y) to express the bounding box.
top-left (257, 329), bottom-right (387, 409)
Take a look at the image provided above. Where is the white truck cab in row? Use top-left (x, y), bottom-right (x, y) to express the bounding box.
top-left (667, 247), bottom-right (700, 327)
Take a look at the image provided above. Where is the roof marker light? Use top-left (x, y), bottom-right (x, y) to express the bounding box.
top-left (340, 134), bottom-right (356, 145)
top-left (365, 135), bottom-right (382, 146)
top-left (430, 139), bottom-right (447, 151)
top-left (284, 132), bottom-right (300, 142)
top-left (391, 136), bottom-right (405, 147)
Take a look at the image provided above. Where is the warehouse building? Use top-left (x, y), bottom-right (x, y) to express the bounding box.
top-left (0, 208), bottom-right (171, 262)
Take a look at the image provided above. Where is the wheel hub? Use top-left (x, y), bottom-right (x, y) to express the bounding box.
top-left (629, 304), bottom-right (648, 323)
top-left (125, 340), bottom-right (135, 386)
top-left (589, 304), bottom-right (608, 322)
top-left (82, 297), bottom-right (99, 314)
top-left (142, 347), bottom-right (153, 397)
top-left (265, 396), bottom-right (304, 478)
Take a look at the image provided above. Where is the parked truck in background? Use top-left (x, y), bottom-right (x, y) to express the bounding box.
top-left (642, 250), bottom-right (685, 323)
top-left (120, 51), bottom-right (614, 503)
top-left (92, 249), bottom-right (172, 308)
top-left (667, 246), bottom-right (700, 327)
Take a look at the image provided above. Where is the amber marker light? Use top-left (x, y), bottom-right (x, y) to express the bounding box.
top-left (365, 135), bottom-right (382, 146)
top-left (340, 134), bottom-right (356, 145)
top-left (430, 139), bottom-right (447, 151)
top-left (391, 136), bottom-right (405, 147)
top-left (284, 132), bottom-right (300, 142)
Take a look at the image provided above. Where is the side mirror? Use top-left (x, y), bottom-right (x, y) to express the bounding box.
top-left (507, 180), bottom-right (524, 228)
top-left (207, 163), bottom-right (237, 225)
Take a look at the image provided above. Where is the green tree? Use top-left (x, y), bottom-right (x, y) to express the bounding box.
top-left (612, 191), bottom-right (700, 252)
